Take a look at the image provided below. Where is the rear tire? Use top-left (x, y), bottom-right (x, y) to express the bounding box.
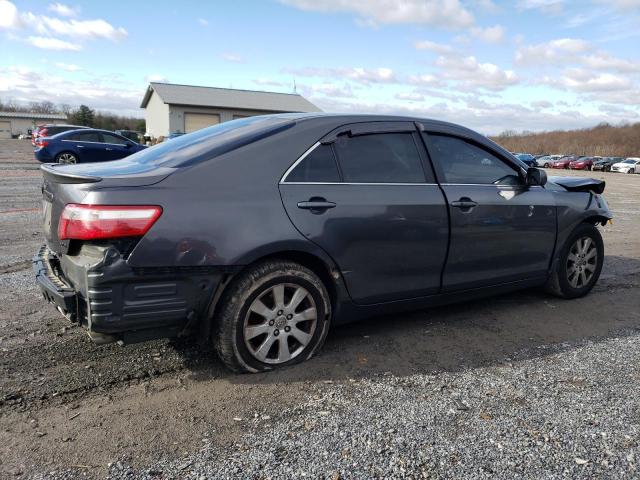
top-left (629, 168), bottom-right (635, 174)
top-left (213, 260), bottom-right (331, 373)
top-left (545, 223), bottom-right (604, 299)
top-left (56, 152), bottom-right (77, 164)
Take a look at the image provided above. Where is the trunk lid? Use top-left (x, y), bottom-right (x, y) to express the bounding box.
top-left (41, 163), bottom-right (175, 254)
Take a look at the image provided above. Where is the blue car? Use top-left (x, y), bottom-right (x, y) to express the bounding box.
top-left (34, 128), bottom-right (147, 164)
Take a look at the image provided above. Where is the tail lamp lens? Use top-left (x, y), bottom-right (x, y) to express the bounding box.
top-left (58, 204), bottom-right (162, 240)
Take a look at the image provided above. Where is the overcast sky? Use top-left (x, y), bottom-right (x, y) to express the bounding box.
top-left (1, 0), bottom-right (639, 134)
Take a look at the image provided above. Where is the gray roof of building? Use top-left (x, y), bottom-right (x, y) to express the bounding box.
top-left (140, 82), bottom-right (321, 113)
top-left (0, 111), bottom-right (67, 120)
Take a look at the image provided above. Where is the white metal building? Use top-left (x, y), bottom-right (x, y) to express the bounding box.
top-left (0, 111), bottom-right (67, 139)
top-left (140, 82), bottom-right (321, 138)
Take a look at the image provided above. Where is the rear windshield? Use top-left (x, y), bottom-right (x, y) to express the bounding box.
top-left (63, 116), bottom-right (295, 177)
top-left (138, 116), bottom-right (293, 166)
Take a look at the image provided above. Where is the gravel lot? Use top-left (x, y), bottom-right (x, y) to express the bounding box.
top-left (0, 139), bottom-right (639, 479)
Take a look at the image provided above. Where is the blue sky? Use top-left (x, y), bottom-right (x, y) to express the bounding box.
top-left (1, 0), bottom-right (639, 134)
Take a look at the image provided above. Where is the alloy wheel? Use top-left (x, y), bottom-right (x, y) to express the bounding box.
top-left (243, 283), bottom-right (317, 364)
top-left (58, 153), bottom-right (77, 164)
top-left (566, 236), bottom-right (598, 288)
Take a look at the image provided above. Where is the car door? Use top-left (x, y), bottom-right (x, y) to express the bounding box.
top-left (279, 122), bottom-right (449, 305)
top-left (422, 131), bottom-right (557, 292)
top-left (63, 131), bottom-right (107, 162)
top-left (101, 133), bottom-right (133, 160)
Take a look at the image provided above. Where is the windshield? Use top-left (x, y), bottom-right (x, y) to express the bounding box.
top-left (622, 160), bottom-right (636, 164)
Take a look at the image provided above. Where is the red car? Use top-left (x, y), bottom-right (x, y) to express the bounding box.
top-left (569, 157), bottom-right (597, 170)
top-left (31, 124), bottom-right (88, 146)
top-left (550, 156), bottom-right (576, 169)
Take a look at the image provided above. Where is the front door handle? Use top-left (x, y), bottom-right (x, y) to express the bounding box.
top-left (297, 198), bottom-right (336, 214)
top-left (451, 198), bottom-right (478, 211)
top-left (105, 147), bottom-right (113, 151)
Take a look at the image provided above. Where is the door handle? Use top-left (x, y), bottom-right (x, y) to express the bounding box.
top-left (105, 148), bottom-right (113, 151)
top-left (77, 145), bottom-right (84, 148)
top-left (297, 198), bottom-right (336, 214)
top-left (451, 198), bottom-right (478, 210)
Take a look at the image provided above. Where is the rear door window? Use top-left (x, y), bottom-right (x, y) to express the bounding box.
top-left (426, 134), bottom-right (521, 185)
top-left (102, 133), bottom-right (129, 145)
top-left (68, 132), bottom-right (101, 142)
top-left (333, 133), bottom-right (426, 183)
top-left (285, 144), bottom-right (340, 182)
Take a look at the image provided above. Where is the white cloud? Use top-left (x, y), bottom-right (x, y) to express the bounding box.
top-left (309, 82), bottom-right (354, 98)
top-left (1, 2), bottom-right (127, 44)
top-left (48, 3), bottom-right (78, 17)
top-left (414, 40), bottom-right (454, 54)
top-left (531, 100), bottom-right (553, 109)
top-left (581, 53), bottom-right (640, 73)
top-left (515, 38), bottom-right (590, 65)
top-left (540, 69), bottom-right (633, 92)
top-left (197, 18), bottom-right (208, 26)
top-left (27, 36), bottom-right (81, 51)
top-left (25, 15), bottom-right (128, 41)
top-left (145, 74), bottom-right (168, 83)
top-left (221, 52), bottom-right (243, 63)
top-left (601, 0), bottom-right (640, 9)
top-left (471, 24), bottom-right (505, 44)
top-left (516, 38), bottom-right (640, 75)
top-left (407, 73), bottom-right (444, 87)
top-left (55, 62), bottom-right (82, 71)
top-left (312, 94), bottom-right (635, 136)
top-left (435, 55), bottom-right (519, 91)
top-left (395, 91), bottom-right (425, 101)
top-left (0, 65), bottom-right (142, 116)
top-left (284, 66), bottom-right (397, 84)
top-left (517, 0), bottom-right (564, 13)
top-left (279, 0), bottom-right (475, 29)
top-left (253, 78), bottom-right (288, 88)
top-left (0, 0), bottom-right (21, 28)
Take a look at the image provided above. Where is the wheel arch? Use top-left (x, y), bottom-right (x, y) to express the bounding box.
top-left (200, 245), bottom-right (346, 343)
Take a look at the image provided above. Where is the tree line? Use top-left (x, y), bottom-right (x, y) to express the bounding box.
top-left (0, 98), bottom-right (145, 132)
top-left (491, 122), bottom-right (640, 157)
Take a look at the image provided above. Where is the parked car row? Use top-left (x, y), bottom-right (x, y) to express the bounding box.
top-left (514, 152), bottom-right (639, 173)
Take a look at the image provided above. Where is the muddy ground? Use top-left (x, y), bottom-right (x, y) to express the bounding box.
top-left (0, 139), bottom-right (638, 478)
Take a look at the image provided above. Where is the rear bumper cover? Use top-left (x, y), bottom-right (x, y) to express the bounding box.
top-left (33, 244), bottom-right (225, 340)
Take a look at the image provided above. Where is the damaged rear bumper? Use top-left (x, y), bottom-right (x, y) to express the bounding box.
top-left (33, 244), bottom-right (78, 321)
top-left (33, 244), bottom-right (227, 343)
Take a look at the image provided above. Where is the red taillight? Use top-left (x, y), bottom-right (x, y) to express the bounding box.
top-left (58, 204), bottom-right (162, 240)
top-left (40, 128), bottom-right (48, 136)
top-left (36, 139), bottom-right (49, 147)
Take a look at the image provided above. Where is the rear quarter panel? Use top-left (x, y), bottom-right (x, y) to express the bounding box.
top-left (84, 117), bottom-right (345, 268)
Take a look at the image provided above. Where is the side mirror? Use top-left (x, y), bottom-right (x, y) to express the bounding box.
top-left (526, 167), bottom-right (547, 186)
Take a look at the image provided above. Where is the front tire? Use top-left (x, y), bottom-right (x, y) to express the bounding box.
top-left (213, 260), bottom-right (331, 373)
top-left (629, 168), bottom-right (635, 174)
top-left (545, 223), bottom-right (604, 299)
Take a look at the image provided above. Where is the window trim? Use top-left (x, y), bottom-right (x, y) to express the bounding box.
top-left (282, 132), bottom-right (433, 185)
top-left (422, 132), bottom-right (527, 187)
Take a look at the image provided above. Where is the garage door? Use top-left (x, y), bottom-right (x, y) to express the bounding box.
top-left (0, 121), bottom-right (11, 139)
top-left (184, 113), bottom-right (220, 133)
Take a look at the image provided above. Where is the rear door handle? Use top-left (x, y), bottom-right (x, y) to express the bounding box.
top-left (105, 148), bottom-right (113, 151)
top-left (451, 198), bottom-right (478, 210)
top-left (297, 198), bottom-right (336, 214)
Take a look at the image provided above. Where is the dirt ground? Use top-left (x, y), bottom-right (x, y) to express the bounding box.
top-left (0, 138), bottom-right (639, 477)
